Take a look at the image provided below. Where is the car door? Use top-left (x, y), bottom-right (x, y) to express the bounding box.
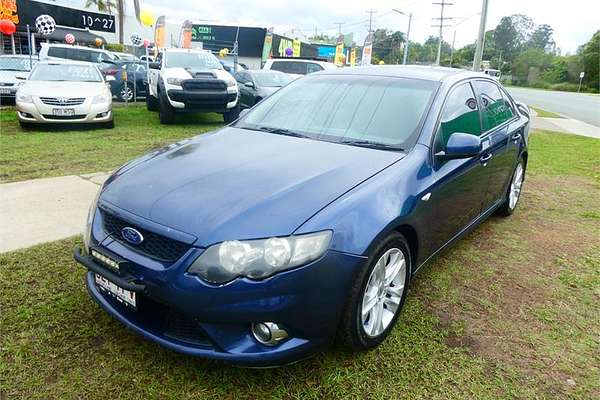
top-left (472, 80), bottom-right (521, 210)
top-left (421, 81), bottom-right (491, 256)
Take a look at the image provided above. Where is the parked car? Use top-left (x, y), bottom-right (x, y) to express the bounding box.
top-left (39, 43), bottom-right (118, 64)
top-left (0, 55), bottom-right (38, 103)
top-left (263, 57), bottom-right (338, 78)
top-left (112, 52), bottom-right (140, 62)
top-left (146, 48), bottom-right (239, 124)
top-left (235, 70), bottom-right (293, 109)
top-left (74, 66), bottom-right (529, 367)
top-left (16, 60), bottom-right (114, 129)
top-left (102, 61), bottom-right (147, 102)
top-left (140, 55), bottom-right (154, 63)
top-left (484, 69), bottom-right (501, 80)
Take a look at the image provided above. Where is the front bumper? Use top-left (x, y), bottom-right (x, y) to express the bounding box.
top-left (75, 240), bottom-right (365, 367)
top-left (16, 97), bottom-right (112, 124)
top-left (165, 84), bottom-right (238, 112)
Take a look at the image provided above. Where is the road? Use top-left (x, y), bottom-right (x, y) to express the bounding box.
top-left (507, 87), bottom-right (600, 127)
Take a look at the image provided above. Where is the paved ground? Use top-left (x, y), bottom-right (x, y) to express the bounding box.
top-left (507, 86), bottom-right (600, 127)
top-left (0, 172), bottom-right (109, 253)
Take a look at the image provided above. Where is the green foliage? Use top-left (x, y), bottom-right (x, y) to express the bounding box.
top-left (371, 29), bottom-right (406, 64)
top-left (580, 30), bottom-right (599, 91)
top-left (512, 48), bottom-right (554, 84)
top-left (105, 43), bottom-right (125, 52)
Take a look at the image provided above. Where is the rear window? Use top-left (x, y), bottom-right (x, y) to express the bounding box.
top-left (270, 61), bottom-right (306, 75)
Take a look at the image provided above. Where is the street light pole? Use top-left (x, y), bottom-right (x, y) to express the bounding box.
top-left (392, 9), bottom-right (412, 65)
top-left (472, 0), bottom-right (489, 72)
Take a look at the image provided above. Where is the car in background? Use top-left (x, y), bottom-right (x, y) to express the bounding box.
top-left (146, 48), bottom-right (239, 124)
top-left (112, 52), bottom-right (140, 62)
top-left (235, 70), bottom-right (293, 109)
top-left (39, 43), bottom-right (118, 64)
top-left (484, 69), bottom-right (501, 80)
top-left (0, 55), bottom-right (38, 103)
top-left (16, 60), bottom-right (114, 129)
top-left (102, 60), bottom-right (147, 102)
top-left (140, 55), bottom-right (154, 63)
top-left (74, 66), bottom-right (529, 367)
top-left (263, 58), bottom-right (337, 78)
top-left (219, 60), bottom-right (247, 73)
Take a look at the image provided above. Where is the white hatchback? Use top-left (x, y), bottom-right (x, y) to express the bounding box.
top-left (15, 60), bottom-right (114, 129)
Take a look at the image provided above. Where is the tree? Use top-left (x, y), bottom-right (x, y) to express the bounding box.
top-left (528, 24), bottom-right (556, 53)
top-left (308, 34), bottom-right (337, 45)
top-left (85, 0), bottom-right (124, 45)
top-left (580, 30), bottom-right (599, 91)
top-left (512, 48), bottom-right (553, 85)
top-left (371, 29), bottom-right (405, 64)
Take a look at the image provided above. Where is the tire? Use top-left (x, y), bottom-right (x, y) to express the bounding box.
top-left (101, 120), bottom-right (115, 129)
top-left (222, 104), bottom-right (240, 124)
top-left (146, 87), bottom-right (158, 111)
top-left (19, 120), bottom-right (33, 130)
top-left (158, 91), bottom-right (176, 124)
top-left (496, 158), bottom-right (525, 217)
top-left (339, 232), bottom-right (411, 351)
top-left (117, 83), bottom-right (134, 102)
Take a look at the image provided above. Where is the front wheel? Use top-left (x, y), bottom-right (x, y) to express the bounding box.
top-left (117, 83), bottom-right (134, 102)
top-left (496, 159), bottom-right (525, 217)
top-left (222, 104), bottom-right (240, 124)
top-left (158, 91), bottom-right (176, 124)
top-left (339, 232), bottom-right (411, 350)
top-left (146, 86), bottom-right (158, 111)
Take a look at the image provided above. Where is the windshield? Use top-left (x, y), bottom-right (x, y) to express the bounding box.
top-left (165, 52), bottom-right (222, 69)
top-left (236, 74), bottom-right (438, 149)
top-left (254, 71), bottom-right (294, 87)
top-left (0, 57), bottom-right (35, 71)
top-left (29, 64), bottom-right (103, 82)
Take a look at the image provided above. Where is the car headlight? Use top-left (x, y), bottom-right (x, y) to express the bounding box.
top-left (167, 77), bottom-right (185, 86)
top-left (188, 230), bottom-right (332, 284)
top-left (92, 93), bottom-right (111, 104)
top-left (83, 186), bottom-right (102, 254)
top-left (226, 78), bottom-right (237, 88)
top-left (16, 92), bottom-right (33, 103)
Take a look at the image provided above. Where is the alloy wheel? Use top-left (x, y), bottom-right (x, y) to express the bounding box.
top-left (509, 163), bottom-right (524, 210)
top-left (361, 248), bottom-right (406, 338)
top-left (120, 86), bottom-right (134, 101)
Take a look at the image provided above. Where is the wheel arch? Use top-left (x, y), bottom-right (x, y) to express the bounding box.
top-left (393, 224), bottom-right (419, 273)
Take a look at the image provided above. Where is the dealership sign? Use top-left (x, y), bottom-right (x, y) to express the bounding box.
top-left (15, 0), bottom-right (115, 32)
top-left (191, 24), bottom-right (266, 58)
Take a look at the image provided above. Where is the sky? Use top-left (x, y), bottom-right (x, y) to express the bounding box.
top-left (56, 0), bottom-right (600, 53)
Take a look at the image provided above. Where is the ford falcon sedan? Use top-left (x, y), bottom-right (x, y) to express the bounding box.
top-left (74, 66), bottom-right (529, 367)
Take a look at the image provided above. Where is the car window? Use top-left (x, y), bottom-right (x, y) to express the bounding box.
top-left (473, 80), bottom-right (515, 131)
top-left (155, 52), bottom-right (163, 65)
top-left (271, 61), bottom-right (306, 75)
top-left (238, 74), bottom-right (438, 149)
top-left (435, 82), bottom-right (482, 151)
top-left (235, 72), bottom-right (248, 83)
top-left (306, 63), bottom-right (324, 74)
top-left (47, 47), bottom-right (68, 59)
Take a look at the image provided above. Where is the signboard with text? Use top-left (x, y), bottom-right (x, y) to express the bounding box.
top-left (15, 0), bottom-right (115, 32)
top-left (191, 24), bottom-right (266, 57)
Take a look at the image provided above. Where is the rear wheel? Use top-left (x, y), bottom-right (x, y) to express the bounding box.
top-left (158, 91), bottom-right (176, 124)
top-left (497, 159), bottom-right (525, 217)
top-left (146, 86), bottom-right (158, 111)
top-left (339, 232), bottom-right (411, 350)
top-left (117, 83), bottom-right (134, 102)
top-left (223, 104), bottom-right (240, 124)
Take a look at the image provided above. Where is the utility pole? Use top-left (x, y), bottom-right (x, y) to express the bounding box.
top-left (472, 0), bottom-right (489, 72)
top-left (366, 10), bottom-right (377, 33)
top-left (333, 22), bottom-right (345, 36)
top-left (432, 1), bottom-right (453, 66)
top-left (449, 30), bottom-right (456, 67)
top-left (392, 9), bottom-right (413, 65)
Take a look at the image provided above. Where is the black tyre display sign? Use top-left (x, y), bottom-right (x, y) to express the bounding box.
top-left (16, 0), bottom-right (115, 33)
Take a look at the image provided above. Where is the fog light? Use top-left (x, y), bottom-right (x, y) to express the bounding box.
top-left (251, 322), bottom-right (289, 346)
top-left (96, 112), bottom-right (109, 118)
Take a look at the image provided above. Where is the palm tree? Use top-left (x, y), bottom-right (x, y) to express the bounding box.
top-left (85, 0), bottom-right (124, 45)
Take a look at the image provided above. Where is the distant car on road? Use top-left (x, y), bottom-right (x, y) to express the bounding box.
top-left (0, 55), bottom-right (38, 103)
top-left (263, 58), bottom-right (338, 78)
top-left (16, 60), bottom-right (114, 129)
top-left (102, 60), bottom-right (148, 102)
top-left (235, 70), bottom-right (293, 109)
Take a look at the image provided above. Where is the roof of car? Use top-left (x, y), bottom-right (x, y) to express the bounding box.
top-left (0, 54), bottom-right (35, 59)
top-left (41, 43), bottom-right (112, 52)
top-left (318, 65), bottom-right (487, 82)
top-left (162, 48), bottom-right (212, 54)
top-left (37, 59), bottom-right (100, 67)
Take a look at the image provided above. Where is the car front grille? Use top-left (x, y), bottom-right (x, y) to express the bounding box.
top-left (182, 79), bottom-right (227, 91)
top-left (0, 82), bottom-right (14, 87)
top-left (101, 209), bottom-right (191, 262)
top-left (40, 97), bottom-right (86, 106)
top-left (42, 114), bottom-right (86, 120)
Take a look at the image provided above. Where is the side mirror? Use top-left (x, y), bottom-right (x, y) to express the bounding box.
top-left (515, 101), bottom-right (529, 118)
top-left (15, 72), bottom-right (28, 80)
top-left (244, 81), bottom-right (255, 88)
top-left (149, 62), bottom-right (160, 70)
top-left (436, 132), bottom-right (481, 160)
top-left (239, 109), bottom-right (249, 119)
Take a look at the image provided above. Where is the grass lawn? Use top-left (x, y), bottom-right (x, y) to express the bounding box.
top-left (0, 104), bottom-right (223, 183)
top-left (530, 106), bottom-right (564, 119)
top-left (1, 130), bottom-right (599, 399)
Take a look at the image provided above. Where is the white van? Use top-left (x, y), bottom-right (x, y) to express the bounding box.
top-left (39, 43), bottom-right (118, 64)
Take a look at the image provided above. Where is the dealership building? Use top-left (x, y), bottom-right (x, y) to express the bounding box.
top-left (1, 0), bottom-right (337, 68)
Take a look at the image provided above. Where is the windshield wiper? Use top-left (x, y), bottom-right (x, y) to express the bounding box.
top-left (247, 125), bottom-right (311, 139)
top-left (337, 139), bottom-right (404, 152)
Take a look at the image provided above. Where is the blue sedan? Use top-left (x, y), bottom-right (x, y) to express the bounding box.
top-left (74, 66), bottom-right (529, 367)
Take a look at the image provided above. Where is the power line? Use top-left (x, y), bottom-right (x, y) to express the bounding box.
top-left (366, 9), bottom-right (377, 33)
top-left (432, 1), bottom-right (454, 65)
top-left (333, 22), bottom-right (345, 35)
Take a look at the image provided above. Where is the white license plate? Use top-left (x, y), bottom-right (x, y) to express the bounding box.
top-left (95, 273), bottom-right (137, 309)
top-left (0, 88), bottom-right (11, 94)
top-left (52, 108), bottom-right (75, 116)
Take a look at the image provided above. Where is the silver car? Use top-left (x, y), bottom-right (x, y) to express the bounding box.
top-left (0, 55), bottom-right (37, 102)
top-left (15, 60), bottom-right (114, 129)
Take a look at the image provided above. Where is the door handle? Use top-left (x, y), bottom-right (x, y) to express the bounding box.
top-left (480, 153), bottom-right (492, 164)
top-left (511, 133), bottom-right (522, 141)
